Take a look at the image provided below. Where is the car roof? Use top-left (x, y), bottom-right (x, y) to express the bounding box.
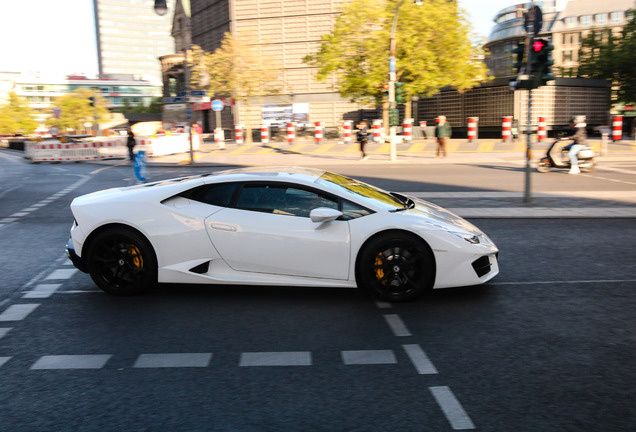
top-left (203, 166), bottom-right (327, 185)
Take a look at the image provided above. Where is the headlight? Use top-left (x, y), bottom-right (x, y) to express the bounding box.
top-left (449, 231), bottom-right (480, 244)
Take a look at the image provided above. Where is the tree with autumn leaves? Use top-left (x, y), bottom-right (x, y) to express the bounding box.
top-left (304, 0), bottom-right (489, 126)
top-left (189, 32), bottom-right (280, 144)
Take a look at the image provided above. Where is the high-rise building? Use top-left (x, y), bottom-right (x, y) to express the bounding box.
top-left (93, 0), bottom-right (175, 86)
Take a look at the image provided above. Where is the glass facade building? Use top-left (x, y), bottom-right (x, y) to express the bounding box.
top-left (93, 0), bottom-right (176, 86)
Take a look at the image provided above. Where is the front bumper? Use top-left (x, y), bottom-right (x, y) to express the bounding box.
top-left (65, 237), bottom-right (88, 273)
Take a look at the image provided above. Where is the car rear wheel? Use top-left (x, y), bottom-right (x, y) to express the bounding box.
top-left (357, 232), bottom-right (434, 302)
top-left (86, 227), bottom-right (157, 296)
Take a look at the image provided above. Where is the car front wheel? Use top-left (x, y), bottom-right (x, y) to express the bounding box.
top-left (357, 232), bottom-right (434, 302)
top-left (86, 227), bottom-right (157, 296)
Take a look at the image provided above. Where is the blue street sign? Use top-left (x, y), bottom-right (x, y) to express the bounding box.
top-left (190, 90), bottom-right (206, 96)
top-left (133, 150), bottom-right (148, 182)
top-left (212, 99), bottom-right (224, 112)
top-left (163, 97), bottom-right (185, 104)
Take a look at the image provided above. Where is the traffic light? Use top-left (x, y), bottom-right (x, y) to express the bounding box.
top-left (512, 40), bottom-right (525, 75)
top-left (382, 82), bottom-right (390, 99)
top-left (533, 38), bottom-right (555, 85)
top-left (389, 108), bottom-right (399, 126)
top-left (395, 82), bottom-right (405, 104)
top-left (88, 96), bottom-right (95, 107)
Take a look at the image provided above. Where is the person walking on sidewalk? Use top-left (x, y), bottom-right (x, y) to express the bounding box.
top-left (435, 115), bottom-right (452, 158)
top-left (126, 127), bottom-right (136, 161)
top-left (356, 120), bottom-right (370, 161)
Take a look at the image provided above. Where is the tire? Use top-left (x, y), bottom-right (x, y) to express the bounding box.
top-left (357, 232), bottom-right (434, 302)
top-left (536, 158), bottom-right (552, 173)
top-left (86, 227), bottom-right (157, 296)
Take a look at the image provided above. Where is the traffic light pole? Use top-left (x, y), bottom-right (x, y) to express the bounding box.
top-left (525, 89), bottom-right (533, 203)
top-left (388, 0), bottom-right (404, 162)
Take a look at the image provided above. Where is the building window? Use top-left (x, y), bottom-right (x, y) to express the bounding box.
top-left (596, 13), bottom-right (606, 25)
top-left (581, 15), bottom-right (591, 26)
top-left (566, 16), bottom-right (576, 26)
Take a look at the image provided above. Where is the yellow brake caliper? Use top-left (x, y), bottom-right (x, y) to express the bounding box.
top-left (374, 253), bottom-right (386, 285)
top-left (129, 245), bottom-right (144, 269)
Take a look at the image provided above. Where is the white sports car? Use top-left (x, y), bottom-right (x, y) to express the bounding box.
top-left (66, 167), bottom-right (499, 302)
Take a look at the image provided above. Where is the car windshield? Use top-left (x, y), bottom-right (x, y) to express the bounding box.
top-left (317, 172), bottom-right (406, 210)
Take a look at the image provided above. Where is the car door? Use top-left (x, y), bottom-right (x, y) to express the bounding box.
top-left (205, 183), bottom-right (351, 280)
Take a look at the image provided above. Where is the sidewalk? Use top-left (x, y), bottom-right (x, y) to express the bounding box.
top-left (140, 136), bottom-right (636, 167)
top-left (133, 138), bottom-right (636, 219)
top-left (6, 137), bottom-right (636, 218)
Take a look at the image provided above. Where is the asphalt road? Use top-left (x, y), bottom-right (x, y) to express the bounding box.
top-left (0, 151), bottom-right (635, 431)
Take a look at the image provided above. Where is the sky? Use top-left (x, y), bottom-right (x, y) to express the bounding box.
top-left (0, 0), bottom-right (568, 79)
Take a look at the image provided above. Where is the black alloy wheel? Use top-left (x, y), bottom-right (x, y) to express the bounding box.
top-left (87, 227), bottom-right (157, 295)
top-left (357, 232), bottom-right (434, 302)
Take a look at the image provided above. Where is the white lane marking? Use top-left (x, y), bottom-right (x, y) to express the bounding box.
top-left (0, 304), bottom-right (40, 321)
top-left (341, 350), bottom-right (397, 365)
top-left (384, 314), bottom-right (412, 337)
top-left (45, 269), bottom-right (78, 280)
top-left (0, 327), bottom-right (12, 339)
top-left (30, 355), bottom-right (112, 370)
top-left (22, 283), bottom-right (62, 299)
top-left (429, 386), bottom-right (476, 430)
top-left (0, 357), bottom-right (11, 368)
top-left (10, 212), bottom-right (29, 217)
top-left (374, 300), bottom-right (393, 309)
top-left (133, 353), bottom-right (212, 368)
top-left (0, 218), bottom-right (18, 223)
top-left (239, 352), bottom-right (312, 367)
top-left (402, 344), bottom-right (438, 375)
top-left (492, 278), bottom-right (636, 285)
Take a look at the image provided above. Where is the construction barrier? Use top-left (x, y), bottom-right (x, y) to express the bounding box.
top-left (287, 123), bottom-right (295, 144)
top-left (502, 116), bottom-right (513, 143)
top-left (373, 119), bottom-right (382, 142)
top-left (403, 118), bottom-right (413, 142)
top-left (343, 120), bottom-right (352, 144)
top-left (537, 117), bottom-right (547, 142)
top-left (467, 117), bottom-right (478, 143)
top-left (25, 134), bottom-right (197, 163)
top-left (314, 122), bottom-right (323, 144)
top-left (214, 128), bottom-right (225, 149)
top-left (235, 124), bottom-right (244, 145)
top-left (612, 116), bottom-right (623, 141)
top-left (260, 125), bottom-right (269, 144)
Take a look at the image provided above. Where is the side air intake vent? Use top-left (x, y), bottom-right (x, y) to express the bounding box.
top-left (189, 262), bottom-right (210, 274)
top-left (471, 256), bottom-right (491, 278)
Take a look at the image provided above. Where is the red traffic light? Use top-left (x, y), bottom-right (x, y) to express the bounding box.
top-left (382, 83), bottom-right (390, 90)
top-left (533, 39), bottom-right (546, 52)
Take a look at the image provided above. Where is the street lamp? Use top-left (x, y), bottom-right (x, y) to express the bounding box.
top-left (154, 0), bottom-right (167, 16)
top-left (153, 0), bottom-right (194, 164)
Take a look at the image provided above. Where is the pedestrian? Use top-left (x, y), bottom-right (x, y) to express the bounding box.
top-left (356, 120), bottom-right (370, 160)
top-left (126, 127), bottom-right (136, 161)
top-left (435, 115), bottom-right (452, 158)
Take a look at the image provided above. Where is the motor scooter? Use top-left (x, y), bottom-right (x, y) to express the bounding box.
top-left (536, 138), bottom-right (596, 173)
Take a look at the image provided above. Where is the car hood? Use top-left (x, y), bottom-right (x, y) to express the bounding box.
top-left (406, 197), bottom-right (482, 235)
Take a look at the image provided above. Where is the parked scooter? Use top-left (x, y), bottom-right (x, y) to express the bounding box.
top-left (536, 138), bottom-right (596, 173)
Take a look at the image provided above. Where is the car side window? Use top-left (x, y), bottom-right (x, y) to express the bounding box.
top-left (182, 183), bottom-right (238, 207)
top-left (235, 184), bottom-right (339, 218)
top-left (341, 199), bottom-right (372, 220)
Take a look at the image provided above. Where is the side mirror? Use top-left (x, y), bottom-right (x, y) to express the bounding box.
top-left (310, 207), bottom-right (343, 223)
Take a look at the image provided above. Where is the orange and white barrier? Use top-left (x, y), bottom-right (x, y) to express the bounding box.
top-left (260, 125), bottom-right (269, 144)
top-left (235, 125), bottom-right (244, 145)
top-left (373, 119), bottom-right (382, 142)
top-left (612, 116), bottom-right (623, 141)
top-left (25, 134), bottom-right (197, 163)
top-left (403, 118), bottom-right (413, 142)
top-left (343, 120), bottom-right (352, 144)
top-left (502, 116), bottom-right (512, 143)
top-left (537, 117), bottom-right (547, 142)
top-left (314, 122), bottom-right (323, 144)
top-left (287, 123), bottom-right (295, 144)
top-left (467, 117), bottom-right (478, 143)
